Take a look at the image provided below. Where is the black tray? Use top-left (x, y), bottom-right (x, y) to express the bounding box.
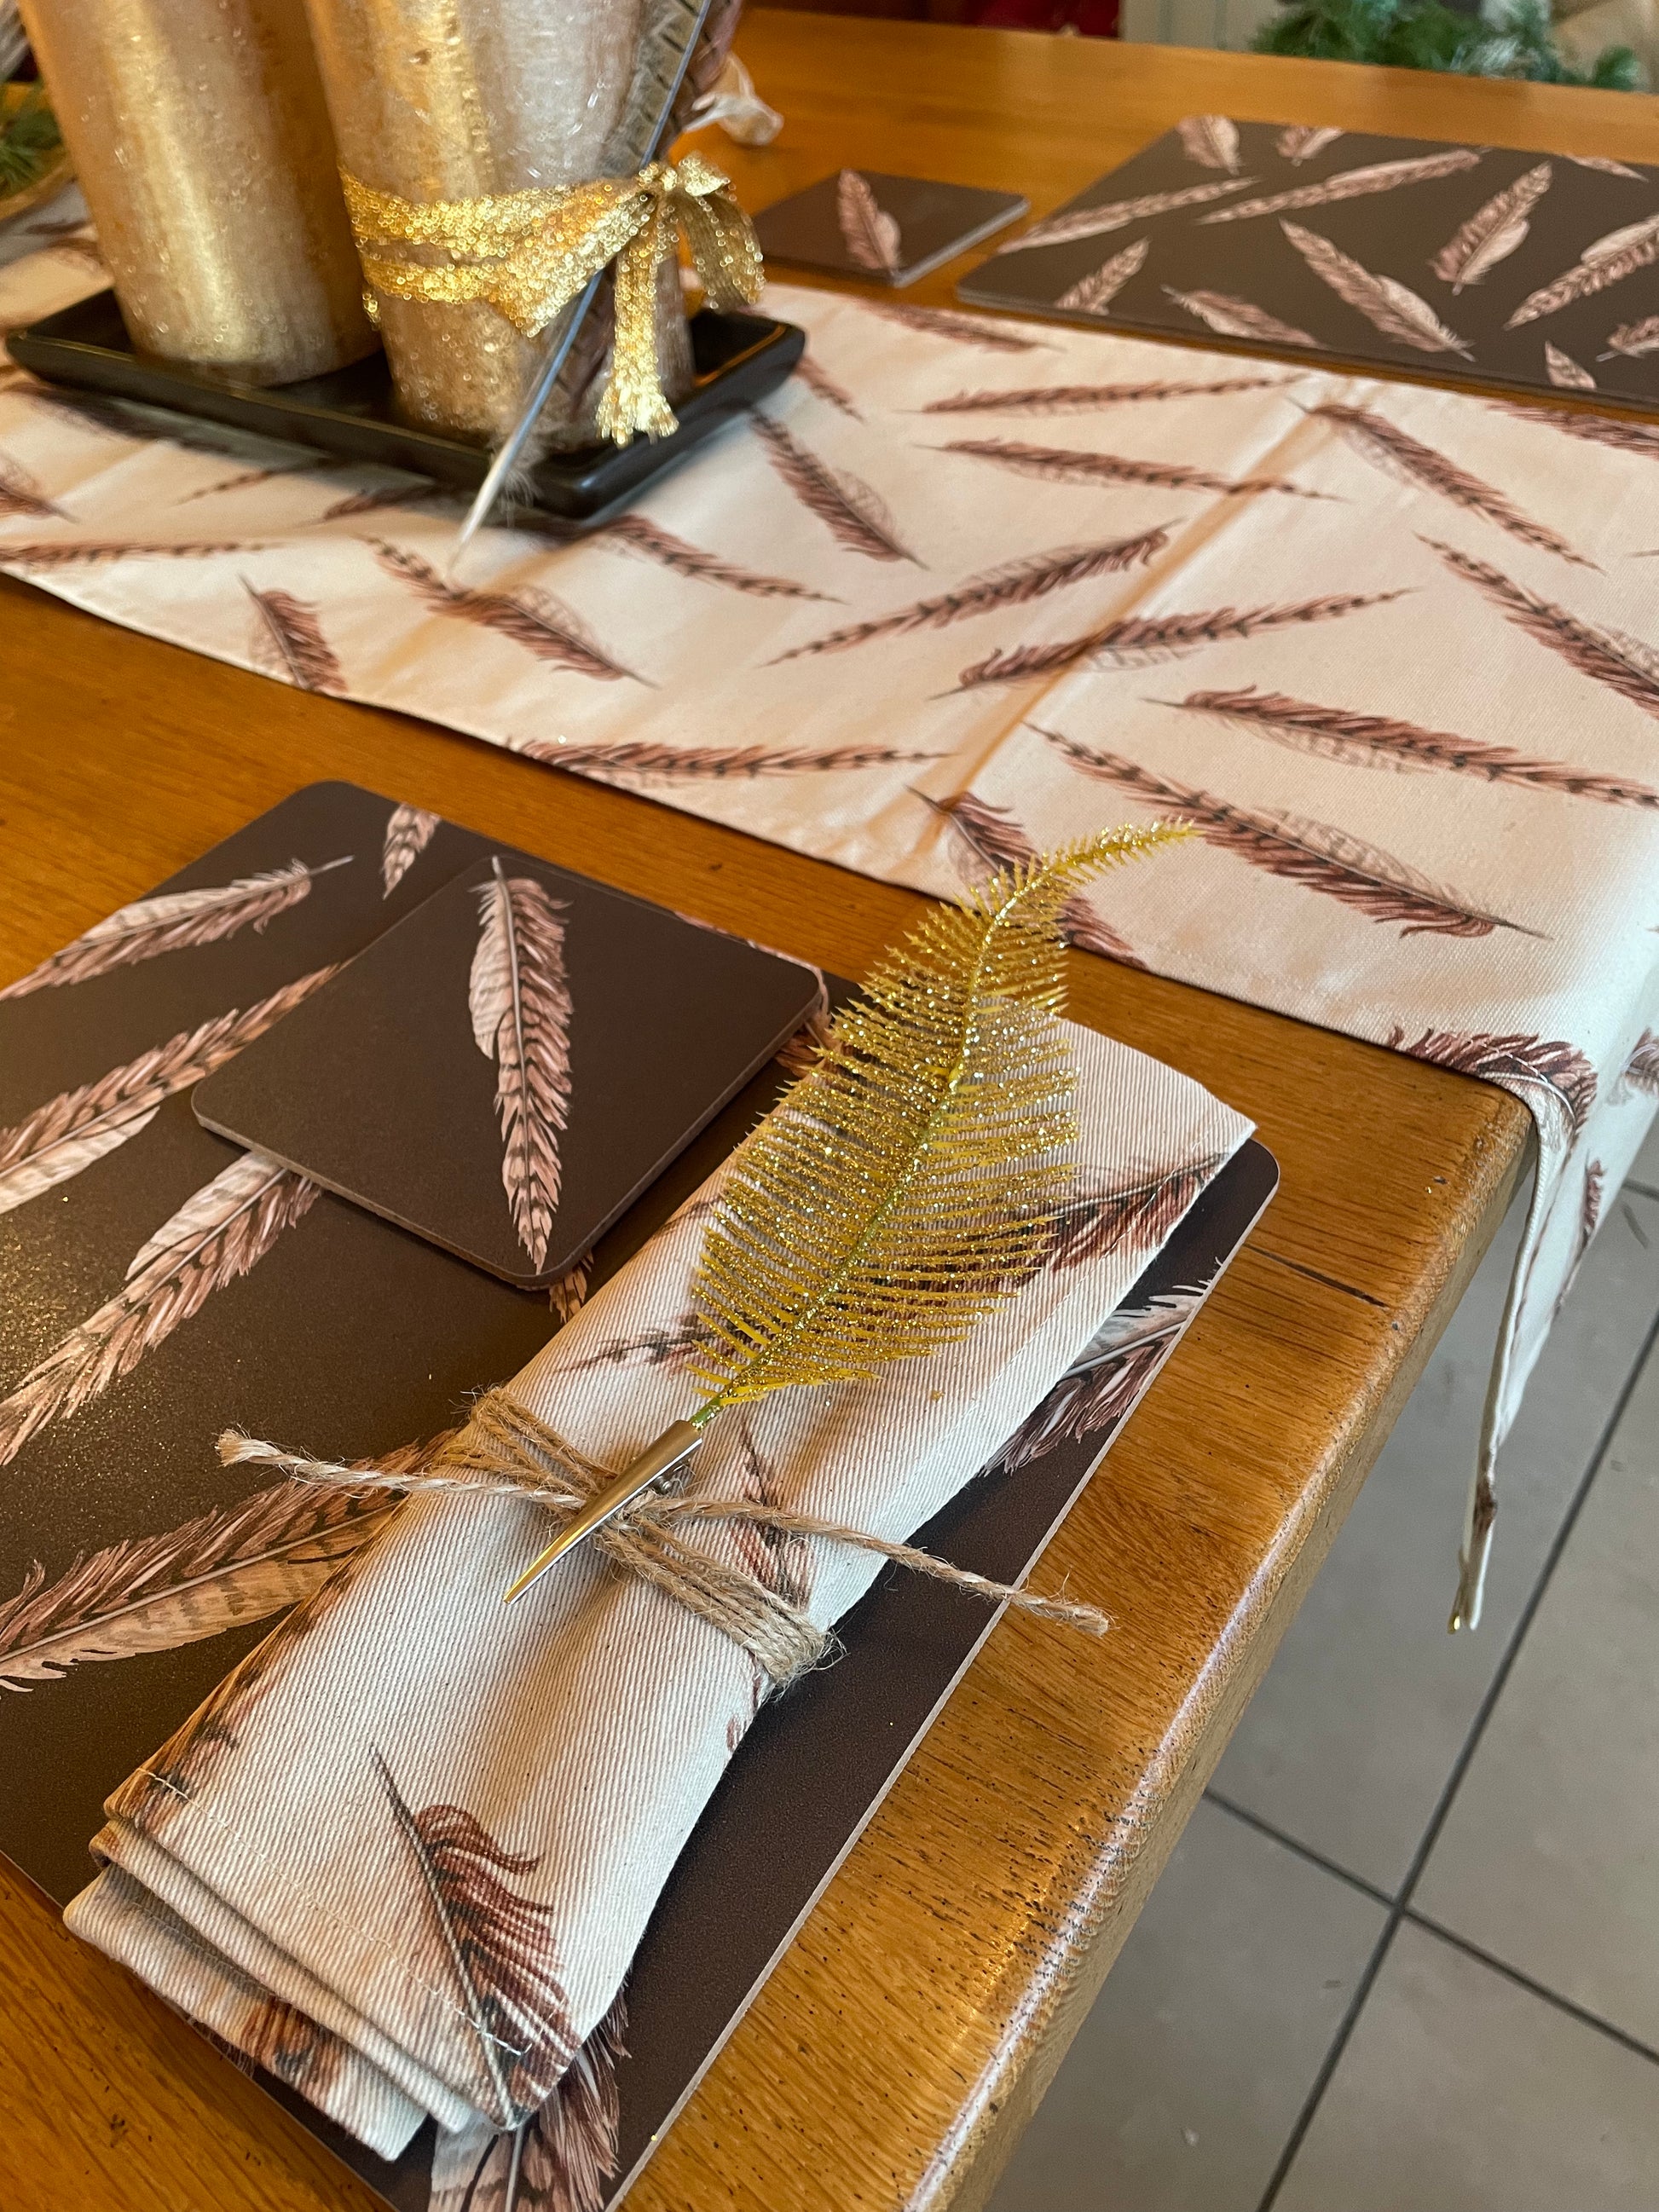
top-left (4, 292), bottom-right (803, 522)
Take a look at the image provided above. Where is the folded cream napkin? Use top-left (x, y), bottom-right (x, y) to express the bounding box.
top-left (67, 1022), bottom-right (1251, 2175)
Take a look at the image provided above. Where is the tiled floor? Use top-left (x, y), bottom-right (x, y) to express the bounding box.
top-left (990, 1120), bottom-right (1659, 2212)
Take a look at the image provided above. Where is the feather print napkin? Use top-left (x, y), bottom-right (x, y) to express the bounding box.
top-left (66, 1023), bottom-right (1251, 2174)
top-left (3, 223), bottom-right (1656, 1618)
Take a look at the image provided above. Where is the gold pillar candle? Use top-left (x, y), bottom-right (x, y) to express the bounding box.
top-left (300, 0), bottom-right (697, 445)
top-left (18, 0), bottom-right (375, 387)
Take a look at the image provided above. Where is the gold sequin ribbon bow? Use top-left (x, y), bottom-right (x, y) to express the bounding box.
top-left (340, 153), bottom-right (764, 445)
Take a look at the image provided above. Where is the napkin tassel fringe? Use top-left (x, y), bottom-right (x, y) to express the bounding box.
top-left (220, 1388), bottom-right (1108, 1689)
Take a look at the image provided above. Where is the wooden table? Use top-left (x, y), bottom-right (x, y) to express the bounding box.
top-left (6, 22), bottom-right (1653, 2212)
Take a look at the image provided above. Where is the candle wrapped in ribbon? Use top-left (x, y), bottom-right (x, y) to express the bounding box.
top-left (342, 151), bottom-right (762, 447)
top-left (302, 0), bottom-right (751, 446)
top-left (66, 842), bottom-right (1255, 2189)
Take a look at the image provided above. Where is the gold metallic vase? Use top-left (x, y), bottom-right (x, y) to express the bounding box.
top-left (299, 0), bottom-right (694, 445)
top-left (18, 0), bottom-right (375, 386)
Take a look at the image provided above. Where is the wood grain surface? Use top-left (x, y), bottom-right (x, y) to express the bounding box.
top-left (5, 19), bottom-right (1631, 2211)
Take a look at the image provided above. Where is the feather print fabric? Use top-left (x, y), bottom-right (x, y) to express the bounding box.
top-left (245, 582), bottom-right (346, 693)
top-left (924, 790), bottom-right (1143, 965)
top-left (1032, 731), bottom-right (1540, 940)
top-left (0, 253), bottom-right (1655, 1629)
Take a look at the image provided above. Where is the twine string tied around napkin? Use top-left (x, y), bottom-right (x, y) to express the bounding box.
top-left (220, 1389), bottom-right (1108, 1688)
top-left (340, 154), bottom-right (764, 446)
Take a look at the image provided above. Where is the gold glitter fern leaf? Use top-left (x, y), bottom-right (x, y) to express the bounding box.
top-left (504, 823), bottom-right (1186, 1601)
top-left (689, 827), bottom-right (1181, 1405)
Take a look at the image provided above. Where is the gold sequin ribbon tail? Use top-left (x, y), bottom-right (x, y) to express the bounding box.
top-left (340, 154), bottom-right (763, 445)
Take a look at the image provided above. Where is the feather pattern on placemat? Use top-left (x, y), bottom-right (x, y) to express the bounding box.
top-left (1003, 178), bottom-right (1251, 256)
top-left (1429, 164), bottom-right (1552, 292)
top-left (984, 1287), bottom-right (1205, 1477)
top-left (0, 1476), bottom-right (402, 1691)
top-left (1277, 125), bottom-right (1343, 165)
top-left (1165, 288), bottom-right (1323, 349)
top-left (380, 803), bottom-right (440, 898)
top-left (1602, 315), bottom-right (1659, 361)
top-left (1544, 345), bottom-right (1597, 390)
top-left (1178, 115), bottom-right (1240, 174)
top-left (0, 1149), bottom-right (319, 1466)
top-left (1281, 222), bottom-right (1472, 357)
top-left (1199, 148), bottom-right (1483, 227)
top-left (0, 968), bottom-right (338, 1216)
top-left (0, 860), bottom-right (349, 1000)
top-left (1506, 213), bottom-right (1659, 329)
top-left (1055, 239), bottom-right (1150, 317)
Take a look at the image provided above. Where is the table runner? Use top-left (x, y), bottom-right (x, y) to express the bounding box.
top-left (3, 239), bottom-right (1656, 1620)
top-left (65, 1023), bottom-right (1251, 2172)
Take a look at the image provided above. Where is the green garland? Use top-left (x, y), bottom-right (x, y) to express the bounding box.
top-left (1252, 0), bottom-right (1641, 88)
top-left (0, 85), bottom-right (64, 199)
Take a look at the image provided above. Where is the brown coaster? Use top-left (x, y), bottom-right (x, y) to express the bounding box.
top-left (194, 846), bottom-right (823, 1287)
top-left (756, 169), bottom-right (1028, 287)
